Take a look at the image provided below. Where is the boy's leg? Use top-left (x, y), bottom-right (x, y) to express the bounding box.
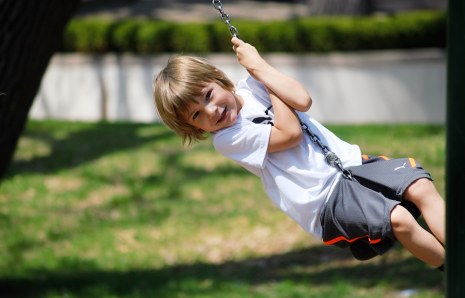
top-left (390, 204), bottom-right (445, 267)
top-left (404, 178), bottom-right (445, 246)
top-left (346, 156), bottom-right (446, 267)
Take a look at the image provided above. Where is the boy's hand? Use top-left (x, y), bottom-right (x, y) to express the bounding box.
top-left (232, 37), bottom-right (312, 113)
top-left (231, 37), bottom-right (266, 77)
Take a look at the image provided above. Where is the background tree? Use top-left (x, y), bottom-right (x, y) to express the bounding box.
top-left (0, 0), bottom-right (81, 179)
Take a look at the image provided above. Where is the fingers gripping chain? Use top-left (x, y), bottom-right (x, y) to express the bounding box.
top-left (212, 0), bottom-right (239, 37)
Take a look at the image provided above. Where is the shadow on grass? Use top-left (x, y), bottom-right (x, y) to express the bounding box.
top-left (2, 122), bottom-right (445, 297)
top-left (8, 121), bottom-right (175, 177)
top-left (0, 246), bottom-right (443, 298)
top-left (9, 123), bottom-right (443, 178)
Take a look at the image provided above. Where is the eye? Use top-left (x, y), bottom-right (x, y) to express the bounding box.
top-left (205, 90), bottom-right (212, 102)
top-left (192, 111), bottom-right (200, 120)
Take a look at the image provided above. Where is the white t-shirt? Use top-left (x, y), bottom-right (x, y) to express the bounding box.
top-left (212, 76), bottom-right (362, 238)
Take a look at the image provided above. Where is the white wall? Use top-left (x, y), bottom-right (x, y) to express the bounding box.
top-left (31, 49), bottom-right (446, 124)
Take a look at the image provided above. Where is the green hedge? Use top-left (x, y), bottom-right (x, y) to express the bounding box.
top-left (62, 10), bottom-right (446, 53)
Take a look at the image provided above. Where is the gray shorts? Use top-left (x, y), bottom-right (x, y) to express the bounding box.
top-left (320, 155), bottom-right (432, 259)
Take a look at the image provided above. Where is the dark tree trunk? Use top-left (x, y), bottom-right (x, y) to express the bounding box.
top-left (0, 0), bottom-right (81, 179)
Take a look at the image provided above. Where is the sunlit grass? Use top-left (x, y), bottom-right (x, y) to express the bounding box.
top-left (0, 121), bottom-right (445, 297)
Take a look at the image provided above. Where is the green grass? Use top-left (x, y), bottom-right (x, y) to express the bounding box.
top-left (0, 121), bottom-right (445, 297)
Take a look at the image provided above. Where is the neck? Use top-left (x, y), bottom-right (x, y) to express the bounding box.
top-left (234, 92), bottom-right (244, 113)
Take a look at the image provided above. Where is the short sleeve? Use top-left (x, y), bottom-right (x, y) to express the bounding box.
top-left (213, 119), bottom-right (271, 170)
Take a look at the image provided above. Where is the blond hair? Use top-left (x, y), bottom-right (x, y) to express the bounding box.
top-left (153, 56), bottom-right (235, 144)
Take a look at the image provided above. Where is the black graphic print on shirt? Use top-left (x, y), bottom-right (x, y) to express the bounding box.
top-left (252, 105), bottom-right (274, 126)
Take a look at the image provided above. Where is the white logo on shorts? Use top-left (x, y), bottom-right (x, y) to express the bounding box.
top-left (394, 162), bottom-right (407, 171)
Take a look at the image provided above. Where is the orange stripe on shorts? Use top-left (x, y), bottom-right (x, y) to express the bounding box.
top-left (323, 235), bottom-right (382, 246)
top-left (408, 157), bottom-right (417, 168)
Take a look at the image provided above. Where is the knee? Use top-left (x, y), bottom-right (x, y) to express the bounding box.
top-left (390, 205), bottom-right (415, 233)
top-left (404, 178), bottom-right (435, 206)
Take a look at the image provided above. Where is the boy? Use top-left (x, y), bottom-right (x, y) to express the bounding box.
top-left (154, 37), bottom-right (445, 270)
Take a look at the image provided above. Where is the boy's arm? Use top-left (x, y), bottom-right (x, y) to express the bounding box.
top-left (231, 37), bottom-right (312, 112)
top-left (232, 37), bottom-right (310, 152)
top-left (267, 90), bottom-right (303, 153)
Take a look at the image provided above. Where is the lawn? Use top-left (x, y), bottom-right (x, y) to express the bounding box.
top-left (0, 121), bottom-right (445, 297)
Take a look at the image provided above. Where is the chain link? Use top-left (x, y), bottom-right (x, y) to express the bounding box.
top-left (212, 0), bottom-right (239, 37)
top-left (301, 122), bottom-right (353, 180)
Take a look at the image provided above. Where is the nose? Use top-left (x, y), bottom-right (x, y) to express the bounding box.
top-left (204, 102), bottom-right (217, 118)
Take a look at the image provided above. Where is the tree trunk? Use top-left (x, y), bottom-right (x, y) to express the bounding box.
top-left (0, 0), bottom-right (81, 179)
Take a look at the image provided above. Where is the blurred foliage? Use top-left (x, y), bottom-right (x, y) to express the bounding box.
top-left (62, 10), bottom-right (446, 53)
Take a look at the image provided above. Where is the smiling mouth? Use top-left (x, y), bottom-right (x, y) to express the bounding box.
top-left (216, 108), bottom-right (228, 124)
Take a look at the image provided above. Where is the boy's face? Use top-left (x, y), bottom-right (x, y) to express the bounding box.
top-left (184, 82), bottom-right (243, 133)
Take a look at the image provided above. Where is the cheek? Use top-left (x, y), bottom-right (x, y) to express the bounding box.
top-left (195, 116), bottom-right (210, 129)
top-left (224, 92), bottom-right (235, 103)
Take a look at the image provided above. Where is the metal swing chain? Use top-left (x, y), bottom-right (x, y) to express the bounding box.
top-left (212, 0), bottom-right (239, 37)
top-left (211, 0), bottom-right (351, 180)
top-left (301, 122), bottom-right (353, 180)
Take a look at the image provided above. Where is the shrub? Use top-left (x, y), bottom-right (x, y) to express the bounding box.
top-left (170, 23), bottom-right (212, 53)
top-left (62, 10), bottom-right (446, 53)
top-left (110, 20), bottom-right (142, 52)
top-left (136, 21), bottom-right (174, 53)
top-left (64, 18), bottom-right (114, 52)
